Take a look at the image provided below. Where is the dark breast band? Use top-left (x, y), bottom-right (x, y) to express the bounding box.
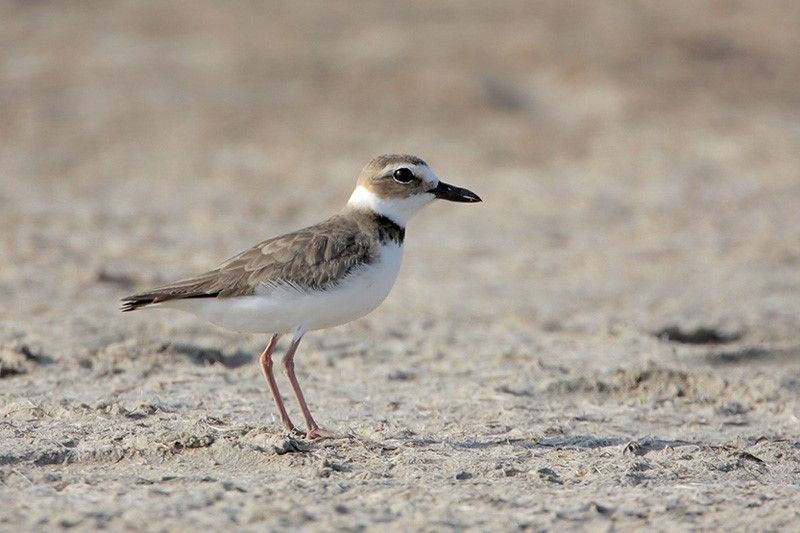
top-left (373, 214), bottom-right (405, 245)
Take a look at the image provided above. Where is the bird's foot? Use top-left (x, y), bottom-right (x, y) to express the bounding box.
top-left (305, 427), bottom-right (340, 440)
top-left (283, 426), bottom-right (305, 439)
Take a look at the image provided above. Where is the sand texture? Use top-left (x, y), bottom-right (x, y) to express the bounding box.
top-left (2, 1), bottom-right (800, 530)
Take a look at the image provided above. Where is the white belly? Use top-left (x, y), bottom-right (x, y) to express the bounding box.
top-left (162, 243), bottom-right (404, 334)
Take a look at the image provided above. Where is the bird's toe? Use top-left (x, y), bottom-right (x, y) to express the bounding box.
top-left (305, 427), bottom-right (340, 440)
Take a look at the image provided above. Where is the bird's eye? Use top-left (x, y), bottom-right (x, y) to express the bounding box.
top-left (392, 168), bottom-right (415, 183)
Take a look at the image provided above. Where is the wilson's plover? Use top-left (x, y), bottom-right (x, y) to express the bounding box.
top-left (122, 155), bottom-right (481, 439)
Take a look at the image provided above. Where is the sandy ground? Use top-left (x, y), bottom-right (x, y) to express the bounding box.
top-left (2, 1), bottom-right (800, 530)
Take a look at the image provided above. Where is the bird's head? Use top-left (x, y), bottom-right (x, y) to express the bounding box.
top-left (347, 154), bottom-right (481, 226)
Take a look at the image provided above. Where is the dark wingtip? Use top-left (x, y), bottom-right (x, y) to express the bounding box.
top-left (120, 295), bottom-right (154, 312)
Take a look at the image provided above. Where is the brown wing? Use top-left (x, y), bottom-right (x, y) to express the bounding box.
top-left (120, 215), bottom-right (374, 311)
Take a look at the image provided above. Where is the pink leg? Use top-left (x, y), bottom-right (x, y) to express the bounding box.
top-left (281, 333), bottom-right (337, 440)
top-left (258, 334), bottom-right (301, 436)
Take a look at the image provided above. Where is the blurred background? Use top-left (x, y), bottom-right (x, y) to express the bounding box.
top-left (2, 0), bottom-right (799, 338)
top-left (2, 1), bottom-right (800, 530)
top-left (0, 0), bottom-right (800, 340)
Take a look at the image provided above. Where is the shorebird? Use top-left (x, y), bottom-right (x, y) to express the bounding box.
top-left (121, 155), bottom-right (481, 439)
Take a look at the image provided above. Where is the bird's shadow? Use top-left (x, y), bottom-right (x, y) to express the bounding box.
top-left (169, 343), bottom-right (254, 369)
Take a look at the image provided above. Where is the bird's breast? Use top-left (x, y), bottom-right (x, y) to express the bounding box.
top-left (296, 241), bottom-right (404, 330)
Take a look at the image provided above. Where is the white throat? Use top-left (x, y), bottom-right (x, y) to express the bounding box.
top-left (347, 186), bottom-right (434, 226)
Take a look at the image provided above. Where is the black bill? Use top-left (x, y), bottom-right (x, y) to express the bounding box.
top-left (430, 181), bottom-right (482, 203)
